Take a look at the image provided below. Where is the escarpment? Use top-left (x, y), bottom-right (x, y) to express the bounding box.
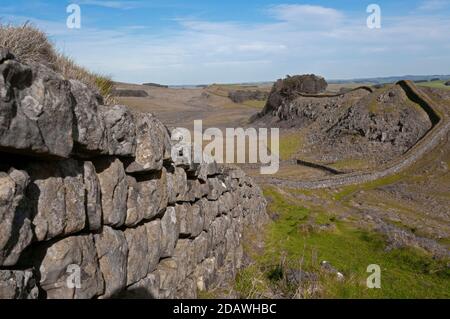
top-left (0, 49), bottom-right (268, 299)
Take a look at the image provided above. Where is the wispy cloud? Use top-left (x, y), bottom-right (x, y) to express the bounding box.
top-left (5, 3), bottom-right (450, 84)
top-left (76, 0), bottom-right (144, 10)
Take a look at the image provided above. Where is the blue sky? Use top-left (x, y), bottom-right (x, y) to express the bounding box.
top-left (1, 0), bottom-right (450, 84)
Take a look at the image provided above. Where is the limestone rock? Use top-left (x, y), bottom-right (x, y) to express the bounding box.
top-left (160, 207), bottom-right (179, 258)
top-left (94, 226), bottom-right (128, 299)
top-left (156, 258), bottom-right (179, 299)
top-left (0, 269), bottom-right (38, 299)
top-left (126, 113), bottom-right (171, 173)
top-left (0, 169), bottom-right (33, 266)
top-left (124, 225), bottom-right (149, 286)
top-left (94, 158), bottom-right (127, 227)
top-left (260, 74), bottom-right (327, 116)
top-left (99, 105), bottom-right (136, 157)
top-left (70, 80), bottom-right (107, 154)
top-left (36, 234), bottom-right (104, 299)
top-left (145, 219), bottom-right (162, 273)
top-left (0, 59), bottom-right (74, 157)
top-left (83, 162), bottom-right (102, 230)
top-left (26, 160), bottom-right (86, 242)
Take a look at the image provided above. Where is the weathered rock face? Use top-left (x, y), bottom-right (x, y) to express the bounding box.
top-left (0, 269), bottom-right (38, 299)
top-left (260, 74), bottom-right (327, 116)
top-left (0, 53), bottom-right (74, 158)
top-left (0, 52), bottom-right (268, 299)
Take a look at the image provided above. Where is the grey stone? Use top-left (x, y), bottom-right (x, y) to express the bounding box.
top-left (145, 219), bottom-right (162, 273)
top-left (194, 257), bottom-right (217, 292)
top-left (0, 269), bottom-right (38, 299)
top-left (176, 203), bottom-right (192, 237)
top-left (83, 162), bottom-right (102, 230)
top-left (207, 177), bottom-right (227, 200)
top-left (173, 239), bottom-right (196, 283)
top-left (36, 234), bottom-right (104, 299)
top-left (176, 275), bottom-right (197, 299)
top-left (26, 160), bottom-right (86, 242)
top-left (99, 104), bottom-right (136, 157)
top-left (190, 203), bottom-right (204, 238)
top-left (126, 113), bottom-right (170, 173)
top-left (124, 225), bottom-right (149, 286)
top-left (0, 169), bottom-right (33, 266)
top-left (94, 158), bottom-right (127, 227)
top-left (0, 60), bottom-right (74, 157)
top-left (70, 80), bottom-right (107, 154)
top-left (193, 232), bottom-right (209, 264)
top-left (160, 207), bottom-right (179, 258)
top-left (94, 226), bottom-right (128, 299)
top-left (156, 258), bottom-right (179, 299)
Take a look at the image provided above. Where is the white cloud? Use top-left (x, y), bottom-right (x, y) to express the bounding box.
top-left (76, 0), bottom-right (143, 9)
top-left (4, 3), bottom-right (450, 84)
top-left (268, 4), bottom-right (344, 28)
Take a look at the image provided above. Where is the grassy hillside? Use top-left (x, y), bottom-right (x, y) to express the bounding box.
top-left (234, 186), bottom-right (450, 298)
top-left (0, 23), bottom-right (115, 103)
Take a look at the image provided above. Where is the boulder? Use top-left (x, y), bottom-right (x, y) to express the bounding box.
top-left (0, 169), bottom-right (33, 266)
top-left (260, 74), bottom-right (327, 116)
top-left (126, 113), bottom-right (171, 173)
top-left (70, 80), bottom-right (108, 154)
top-left (160, 207), bottom-right (179, 258)
top-left (0, 56), bottom-right (74, 157)
top-left (94, 226), bottom-right (128, 299)
top-left (83, 162), bottom-right (102, 230)
top-left (94, 158), bottom-right (127, 227)
top-left (124, 225), bottom-right (149, 286)
top-left (145, 219), bottom-right (162, 273)
top-left (26, 159), bottom-right (86, 242)
top-left (126, 170), bottom-right (168, 227)
top-left (35, 234), bottom-right (104, 299)
top-left (0, 269), bottom-right (38, 299)
top-left (445, 81), bottom-right (450, 86)
top-left (99, 104), bottom-right (136, 157)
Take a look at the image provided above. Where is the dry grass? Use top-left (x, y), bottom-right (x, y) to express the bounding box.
top-left (0, 22), bottom-right (115, 103)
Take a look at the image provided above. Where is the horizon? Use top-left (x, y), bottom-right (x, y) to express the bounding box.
top-left (1, 0), bottom-right (450, 85)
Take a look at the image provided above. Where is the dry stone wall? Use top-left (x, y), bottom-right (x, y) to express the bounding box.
top-left (0, 49), bottom-right (268, 299)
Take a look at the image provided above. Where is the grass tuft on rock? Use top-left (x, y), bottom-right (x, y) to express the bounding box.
top-left (0, 22), bottom-right (115, 103)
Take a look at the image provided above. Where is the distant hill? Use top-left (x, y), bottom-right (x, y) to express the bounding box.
top-left (328, 75), bottom-right (450, 84)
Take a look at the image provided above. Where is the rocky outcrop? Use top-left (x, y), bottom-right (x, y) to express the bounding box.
top-left (445, 81), bottom-right (450, 86)
top-left (259, 74), bottom-right (327, 116)
top-left (0, 50), bottom-right (268, 299)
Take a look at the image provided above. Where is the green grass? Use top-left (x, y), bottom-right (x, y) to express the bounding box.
top-left (417, 80), bottom-right (450, 90)
top-left (275, 132), bottom-right (305, 161)
top-left (235, 186), bottom-right (450, 298)
top-left (242, 99), bottom-right (267, 109)
top-left (333, 173), bottom-right (405, 201)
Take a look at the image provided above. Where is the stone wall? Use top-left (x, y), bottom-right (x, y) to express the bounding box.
top-left (0, 49), bottom-right (268, 299)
